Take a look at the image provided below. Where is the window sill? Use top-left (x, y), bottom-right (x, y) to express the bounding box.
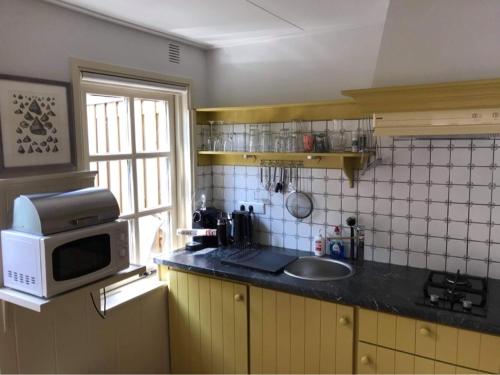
top-left (0, 264), bottom-right (145, 312)
top-left (101, 274), bottom-right (167, 313)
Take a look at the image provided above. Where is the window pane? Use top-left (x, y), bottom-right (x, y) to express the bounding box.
top-left (86, 94), bottom-right (130, 155)
top-left (137, 211), bottom-right (171, 266)
top-left (136, 156), bottom-right (171, 211)
top-left (90, 159), bottom-right (133, 215)
top-left (134, 98), bottom-right (170, 153)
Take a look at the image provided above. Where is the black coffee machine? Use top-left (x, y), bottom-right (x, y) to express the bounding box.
top-left (191, 206), bottom-right (224, 250)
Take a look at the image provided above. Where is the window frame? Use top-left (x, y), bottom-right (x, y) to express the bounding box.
top-left (71, 59), bottom-right (194, 262)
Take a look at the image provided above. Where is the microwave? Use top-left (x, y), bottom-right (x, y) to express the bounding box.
top-left (1, 220), bottom-right (129, 298)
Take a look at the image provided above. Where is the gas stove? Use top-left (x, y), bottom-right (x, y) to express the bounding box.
top-left (416, 270), bottom-right (488, 317)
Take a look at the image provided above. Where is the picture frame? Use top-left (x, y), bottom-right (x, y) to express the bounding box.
top-left (0, 74), bottom-right (76, 176)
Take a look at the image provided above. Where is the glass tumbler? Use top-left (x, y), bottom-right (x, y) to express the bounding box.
top-left (260, 129), bottom-right (272, 152)
top-left (234, 132), bottom-right (246, 151)
top-left (303, 133), bottom-right (315, 152)
top-left (314, 133), bottom-right (328, 152)
top-left (248, 125), bottom-right (260, 152)
top-left (223, 133), bottom-right (234, 151)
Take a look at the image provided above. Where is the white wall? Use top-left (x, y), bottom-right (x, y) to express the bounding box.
top-left (373, 0), bottom-right (500, 87)
top-left (206, 0), bottom-right (500, 107)
top-left (0, 0), bottom-right (208, 106)
top-left (206, 24), bottom-right (385, 107)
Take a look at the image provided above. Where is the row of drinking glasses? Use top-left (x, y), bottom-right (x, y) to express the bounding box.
top-left (200, 120), bottom-right (372, 152)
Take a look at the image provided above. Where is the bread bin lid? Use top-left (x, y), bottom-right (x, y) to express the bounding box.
top-left (12, 187), bottom-right (120, 235)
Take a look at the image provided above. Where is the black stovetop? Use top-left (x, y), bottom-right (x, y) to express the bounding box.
top-left (416, 270), bottom-right (488, 317)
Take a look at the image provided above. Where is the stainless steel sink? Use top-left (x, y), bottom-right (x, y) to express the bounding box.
top-left (284, 256), bottom-right (354, 281)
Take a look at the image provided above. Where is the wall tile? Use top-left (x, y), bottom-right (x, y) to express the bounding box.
top-left (201, 125), bottom-right (500, 279)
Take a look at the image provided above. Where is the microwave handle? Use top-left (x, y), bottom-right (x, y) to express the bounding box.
top-left (70, 215), bottom-right (99, 227)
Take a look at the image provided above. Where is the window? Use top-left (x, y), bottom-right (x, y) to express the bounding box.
top-left (79, 71), bottom-right (191, 267)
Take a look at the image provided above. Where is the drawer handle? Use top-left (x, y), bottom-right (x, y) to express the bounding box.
top-left (419, 327), bottom-right (430, 336)
top-left (339, 317), bottom-right (349, 325)
top-left (234, 294), bottom-right (244, 302)
top-left (361, 356), bottom-right (370, 365)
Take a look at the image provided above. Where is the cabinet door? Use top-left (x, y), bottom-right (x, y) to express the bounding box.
top-left (415, 321), bottom-right (437, 359)
top-left (394, 352), bottom-right (415, 374)
top-left (250, 286), bottom-right (353, 374)
top-left (478, 333), bottom-right (500, 373)
top-left (414, 356), bottom-right (435, 374)
top-left (167, 270), bottom-right (248, 374)
top-left (357, 342), bottom-right (377, 374)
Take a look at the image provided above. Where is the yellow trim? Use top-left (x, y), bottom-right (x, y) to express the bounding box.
top-left (197, 151), bottom-right (370, 188)
top-left (343, 78), bottom-right (500, 113)
top-left (195, 99), bottom-right (367, 124)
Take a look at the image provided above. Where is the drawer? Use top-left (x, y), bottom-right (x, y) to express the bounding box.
top-left (356, 341), bottom-right (487, 375)
top-left (357, 308), bottom-right (498, 372)
top-left (479, 333), bottom-right (500, 373)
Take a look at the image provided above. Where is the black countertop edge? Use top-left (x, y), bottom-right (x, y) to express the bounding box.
top-left (154, 246), bottom-right (500, 336)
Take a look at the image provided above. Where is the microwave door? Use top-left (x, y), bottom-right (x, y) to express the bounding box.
top-left (43, 230), bottom-right (115, 298)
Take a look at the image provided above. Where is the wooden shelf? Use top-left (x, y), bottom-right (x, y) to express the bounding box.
top-left (0, 264), bottom-right (146, 312)
top-left (197, 151), bottom-right (371, 187)
top-left (195, 99), bottom-right (367, 125)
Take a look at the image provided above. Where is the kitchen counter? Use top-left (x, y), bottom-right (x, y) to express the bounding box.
top-left (154, 246), bottom-right (500, 336)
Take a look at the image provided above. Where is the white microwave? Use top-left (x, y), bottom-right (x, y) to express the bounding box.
top-left (1, 220), bottom-right (129, 298)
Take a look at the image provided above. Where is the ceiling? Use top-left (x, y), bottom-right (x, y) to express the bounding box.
top-left (46, 0), bottom-right (389, 49)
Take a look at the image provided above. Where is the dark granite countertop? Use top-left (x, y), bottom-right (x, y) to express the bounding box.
top-left (154, 246), bottom-right (500, 336)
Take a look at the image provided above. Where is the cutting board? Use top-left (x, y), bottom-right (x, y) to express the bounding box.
top-left (221, 249), bottom-right (297, 273)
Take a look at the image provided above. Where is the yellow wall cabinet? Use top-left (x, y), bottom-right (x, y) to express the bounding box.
top-left (373, 108), bottom-right (500, 137)
top-left (166, 270), bottom-right (248, 374)
top-left (249, 286), bottom-right (354, 374)
top-left (357, 308), bottom-right (498, 374)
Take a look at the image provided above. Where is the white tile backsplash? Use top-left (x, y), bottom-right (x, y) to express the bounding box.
top-left (197, 124), bottom-right (500, 279)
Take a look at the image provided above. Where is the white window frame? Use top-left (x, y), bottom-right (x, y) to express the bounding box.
top-left (71, 59), bottom-right (195, 261)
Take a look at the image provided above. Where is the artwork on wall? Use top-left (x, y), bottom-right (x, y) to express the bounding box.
top-left (0, 74), bottom-right (75, 176)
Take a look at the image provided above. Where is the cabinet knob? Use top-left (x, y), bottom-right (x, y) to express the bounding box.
top-left (361, 356), bottom-right (370, 365)
top-left (419, 327), bottom-right (430, 336)
top-left (339, 317), bottom-right (349, 325)
top-left (234, 294), bottom-right (244, 302)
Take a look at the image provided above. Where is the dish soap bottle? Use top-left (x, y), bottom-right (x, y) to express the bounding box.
top-left (328, 226), bottom-right (344, 259)
top-left (313, 229), bottom-right (326, 257)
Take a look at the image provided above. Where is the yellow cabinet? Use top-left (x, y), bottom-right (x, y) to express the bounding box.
top-left (357, 308), bottom-right (497, 374)
top-left (478, 333), bottom-right (500, 373)
top-left (167, 270), bottom-right (248, 374)
top-left (250, 286), bottom-right (354, 374)
top-left (355, 342), bottom-right (485, 374)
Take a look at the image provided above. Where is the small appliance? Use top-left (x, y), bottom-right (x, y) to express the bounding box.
top-left (191, 206), bottom-right (224, 250)
top-left (232, 205), bottom-right (254, 248)
top-left (1, 188), bottom-right (129, 298)
top-left (416, 270), bottom-right (487, 317)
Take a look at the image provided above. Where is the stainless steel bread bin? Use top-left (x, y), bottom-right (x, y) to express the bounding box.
top-left (12, 187), bottom-right (120, 235)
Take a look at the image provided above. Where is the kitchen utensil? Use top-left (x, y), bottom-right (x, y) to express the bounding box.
top-left (265, 166), bottom-right (272, 191)
top-left (275, 167), bottom-right (283, 193)
top-left (272, 166), bottom-right (277, 192)
top-left (285, 168), bottom-right (313, 219)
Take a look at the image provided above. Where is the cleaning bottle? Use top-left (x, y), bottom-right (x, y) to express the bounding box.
top-left (329, 225), bottom-right (345, 259)
top-left (313, 229), bottom-right (326, 257)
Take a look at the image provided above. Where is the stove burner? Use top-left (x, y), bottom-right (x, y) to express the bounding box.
top-left (416, 270), bottom-right (488, 317)
top-left (445, 270), bottom-right (471, 288)
top-left (443, 288), bottom-right (465, 303)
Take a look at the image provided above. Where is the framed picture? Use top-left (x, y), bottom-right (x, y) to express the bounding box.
top-left (0, 74), bottom-right (76, 176)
